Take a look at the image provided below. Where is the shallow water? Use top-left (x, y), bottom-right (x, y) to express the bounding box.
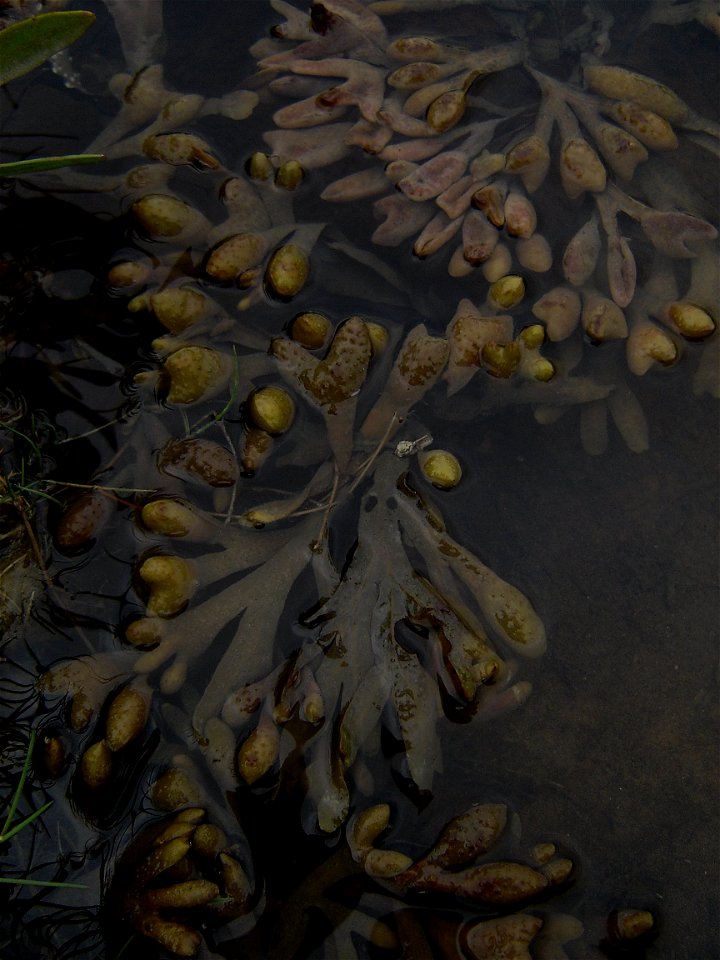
top-left (0, 2), bottom-right (718, 958)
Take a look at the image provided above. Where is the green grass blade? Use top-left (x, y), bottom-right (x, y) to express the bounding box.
top-left (0, 11), bottom-right (96, 86)
top-left (0, 154), bottom-right (105, 177)
top-left (113, 935), bottom-right (137, 960)
top-left (2, 423), bottom-right (43, 462)
top-left (0, 877), bottom-right (87, 889)
top-left (0, 730), bottom-right (37, 840)
top-left (0, 800), bottom-right (53, 844)
top-left (18, 485), bottom-right (63, 508)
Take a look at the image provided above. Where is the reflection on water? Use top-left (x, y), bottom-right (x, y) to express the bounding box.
top-left (0, 1), bottom-right (718, 958)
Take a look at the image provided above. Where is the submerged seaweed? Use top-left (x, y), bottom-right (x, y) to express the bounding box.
top-left (0, 1), bottom-right (718, 958)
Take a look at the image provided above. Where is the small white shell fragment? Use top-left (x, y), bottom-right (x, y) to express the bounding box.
top-left (395, 434), bottom-right (433, 458)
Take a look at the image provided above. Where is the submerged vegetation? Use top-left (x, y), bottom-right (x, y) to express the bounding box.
top-left (0, 0), bottom-right (718, 957)
top-left (0, 9), bottom-right (103, 175)
top-left (0, 729), bottom-right (86, 889)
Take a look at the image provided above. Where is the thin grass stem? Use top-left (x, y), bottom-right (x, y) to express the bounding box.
top-left (0, 877), bottom-right (87, 888)
top-left (0, 800), bottom-right (53, 844)
top-left (0, 729), bottom-right (37, 840)
top-left (1, 423), bottom-right (42, 462)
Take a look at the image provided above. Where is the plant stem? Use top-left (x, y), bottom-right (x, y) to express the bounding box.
top-left (0, 877), bottom-right (86, 888)
top-left (0, 800), bottom-right (53, 844)
top-left (0, 155), bottom-right (105, 176)
top-left (0, 729), bottom-right (38, 841)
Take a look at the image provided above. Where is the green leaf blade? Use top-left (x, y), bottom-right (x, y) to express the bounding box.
top-left (0, 154), bottom-right (105, 176)
top-left (0, 729), bottom-right (37, 840)
top-left (0, 11), bottom-right (95, 87)
top-left (0, 877), bottom-right (87, 889)
top-left (0, 800), bottom-right (53, 844)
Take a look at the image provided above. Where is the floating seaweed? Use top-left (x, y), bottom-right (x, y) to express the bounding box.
top-left (0, 1), bottom-right (717, 958)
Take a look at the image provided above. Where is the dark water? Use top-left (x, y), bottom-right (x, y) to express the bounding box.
top-left (0, 2), bottom-right (718, 958)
